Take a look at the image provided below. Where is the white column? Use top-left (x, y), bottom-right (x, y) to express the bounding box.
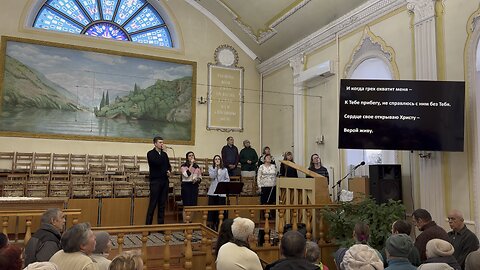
top-left (289, 54), bottom-right (305, 166)
top-left (407, 0), bottom-right (445, 224)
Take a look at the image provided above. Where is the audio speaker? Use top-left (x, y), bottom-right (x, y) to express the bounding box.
top-left (369, 164), bottom-right (402, 204)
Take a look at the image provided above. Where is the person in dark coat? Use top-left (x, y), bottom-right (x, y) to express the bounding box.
top-left (221, 136), bottom-right (240, 176)
top-left (412, 208), bottom-right (450, 261)
top-left (265, 230), bottom-right (319, 270)
top-left (447, 209), bottom-right (479, 269)
top-left (24, 208), bottom-right (65, 265)
top-left (239, 139), bottom-right (258, 177)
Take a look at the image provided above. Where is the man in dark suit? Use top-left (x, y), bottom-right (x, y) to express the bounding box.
top-left (146, 136), bottom-right (171, 225)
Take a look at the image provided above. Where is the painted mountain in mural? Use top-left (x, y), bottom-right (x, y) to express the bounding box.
top-left (2, 55), bottom-right (84, 111)
top-left (94, 77), bottom-right (192, 123)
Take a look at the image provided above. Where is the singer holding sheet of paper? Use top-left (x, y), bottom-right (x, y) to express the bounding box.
top-left (257, 154), bottom-right (277, 206)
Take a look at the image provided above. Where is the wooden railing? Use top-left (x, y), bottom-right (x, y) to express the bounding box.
top-left (92, 223), bottom-right (217, 270)
top-left (183, 204), bottom-right (338, 246)
top-left (0, 209), bottom-right (81, 244)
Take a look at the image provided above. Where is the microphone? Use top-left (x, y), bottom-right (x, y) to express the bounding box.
top-left (164, 146), bottom-right (173, 149)
top-left (353, 161), bottom-right (365, 170)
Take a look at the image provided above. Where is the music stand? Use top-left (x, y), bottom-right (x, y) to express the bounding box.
top-left (214, 182), bottom-right (244, 205)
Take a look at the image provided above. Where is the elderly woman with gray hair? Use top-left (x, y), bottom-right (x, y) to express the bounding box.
top-left (49, 222), bottom-right (98, 270)
top-left (216, 217), bottom-right (262, 270)
top-left (91, 231), bottom-right (113, 270)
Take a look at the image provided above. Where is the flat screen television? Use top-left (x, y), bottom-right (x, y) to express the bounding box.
top-left (338, 79), bottom-right (465, 151)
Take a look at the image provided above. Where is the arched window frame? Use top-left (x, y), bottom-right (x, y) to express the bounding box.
top-left (25, 0), bottom-right (179, 49)
top-left (343, 26), bottom-right (400, 176)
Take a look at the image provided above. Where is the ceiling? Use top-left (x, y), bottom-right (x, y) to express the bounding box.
top-left (190, 0), bottom-right (369, 62)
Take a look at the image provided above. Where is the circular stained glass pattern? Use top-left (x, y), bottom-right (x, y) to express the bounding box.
top-left (33, 0), bottom-right (173, 48)
top-left (84, 22), bottom-right (129, 41)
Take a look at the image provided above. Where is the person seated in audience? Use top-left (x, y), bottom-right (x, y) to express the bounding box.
top-left (335, 222), bottom-right (384, 269)
top-left (384, 234), bottom-right (417, 270)
top-left (381, 220), bottom-right (421, 266)
top-left (265, 231), bottom-right (319, 270)
top-left (108, 250), bottom-right (143, 270)
top-left (91, 231), bottom-right (112, 270)
top-left (420, 239), bottom-right (461, 270)
top-left (465, 250), bottom-right (480, 270)
top-left (49, 222), bottom-right (98, 270)
top-left (305, 241), bottom-right (329, 270)
top-left (418, 263), bottom-right (454, 270)
top-left (23, 262), bottom-right (59, 270)
top-left (25, 208), bottom-right (65, 265)
top-left (447, 209), bottom-right (479, 269)
top-left (0, 232), bottom-right (7, 249)
top-left (0, 243), bottom-right (22, 270)
top-left (340, 244), bottom-right (384, 270)
top-left (412, 208), bottom-right (450, 262)
top-left (216, 217), bottom-right (262, 270)
top-left (215, 218), bottom-right (234, 255)
top-left (279, 151), bottom-right (298, 178)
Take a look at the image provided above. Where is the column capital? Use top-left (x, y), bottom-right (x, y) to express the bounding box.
top-left (407, 0), bottom-right (436, 24)
top-left (289, 53), bottom-right (305, 76)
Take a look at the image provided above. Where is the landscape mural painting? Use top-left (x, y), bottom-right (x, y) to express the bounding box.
top-left (0, 36), bottom-right (196, 144)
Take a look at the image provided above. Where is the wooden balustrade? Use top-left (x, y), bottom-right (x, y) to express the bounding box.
top-left (92, 223), bottom-right (217, 270)
top-left (183, 204), bottom-right (338, 246)
top-left (0, 209), bottom-right (81, 243)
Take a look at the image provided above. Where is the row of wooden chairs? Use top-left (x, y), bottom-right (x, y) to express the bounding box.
top-left (0, 152), bottom-right (214, 177)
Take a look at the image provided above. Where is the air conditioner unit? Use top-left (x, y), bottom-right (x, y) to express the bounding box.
top-left (296, 60), bottom-right (334, 86)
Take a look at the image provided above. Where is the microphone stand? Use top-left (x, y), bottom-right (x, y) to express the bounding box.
top-left (333, 169), bottom-right (356, 202)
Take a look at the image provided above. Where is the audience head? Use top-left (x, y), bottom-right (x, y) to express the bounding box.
top-left (340, 244), bottom-right (384, 270)
top-left (447, 209), bottom-right (465, 232)
top-left (385, 233), bottom-right (413, 259)
top-left (0, 233), bottom-right (7, 249)
top-left (283, 151), bottom-right (293, 161)
top-left (215, 218), bottom-right (234, 254)
top-left (280, 230), bottom-right (306, 258)
top-left (243, 140), bottom-right (250, 147)
top-left (465, 250), bottom-right (480, 270)
top-left (309, 154), bottom-right (321, 168)
top-left (23, 262), bottom-right (59, 270)
top-left (353, 222), bottom-right (370, 244)
top-left (41, 208), bottom-right (65, 232)
top-left (226, 136), bottom-right (234, 146)
top-left (262, 146), bottom-right (271, 155)
top-left (392, 220), bottom-right (412, 235)
top-left (109, 250), bottom-right (143, 270)
top-left (417, 263), bottom-right (454, 270)
top-left (412, 209), bottom-right (432, 230)
top-left (93, 231), bottom-right (112, 255)
top-left (231, 217), bottom-right (255, 242)
top-left (61, 222), bottom-right (96, 255)
top-left (305, 241), bottom-right (321, 263)
top-left (0, 244), bottom-right (22, 270)
top-left (426, 239), bottom-right (454, 259)
top-left (212, 155), bottom-right (224, 169)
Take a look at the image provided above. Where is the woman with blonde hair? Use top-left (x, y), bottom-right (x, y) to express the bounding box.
top-left (109, 250), bottom-right (143, 270)
top-left (279, 151), bottom-right (298, 178)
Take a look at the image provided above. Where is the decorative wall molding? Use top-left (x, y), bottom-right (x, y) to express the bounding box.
top-left (289, 54), bottom-right (306, 166)
top-left (257, 0), bottom-right (406, 76)
top-left (185, 0), bottom-right (257, 60)
top-left (406, 0), bottom-right (438, 24)
top-left (344, 26), bottom-right (398, 79)
top-left (217, 0), bottom-right (312, 45)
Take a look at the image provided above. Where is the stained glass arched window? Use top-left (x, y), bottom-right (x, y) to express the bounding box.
top-left (33, 0), bottom-right (173, 48)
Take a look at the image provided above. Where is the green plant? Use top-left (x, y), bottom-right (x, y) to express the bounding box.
top-left (321, 198), bottom-right (406, 250)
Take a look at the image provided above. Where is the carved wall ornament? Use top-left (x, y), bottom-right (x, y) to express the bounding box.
top-left (344, 26), bottom-right (398, 79)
